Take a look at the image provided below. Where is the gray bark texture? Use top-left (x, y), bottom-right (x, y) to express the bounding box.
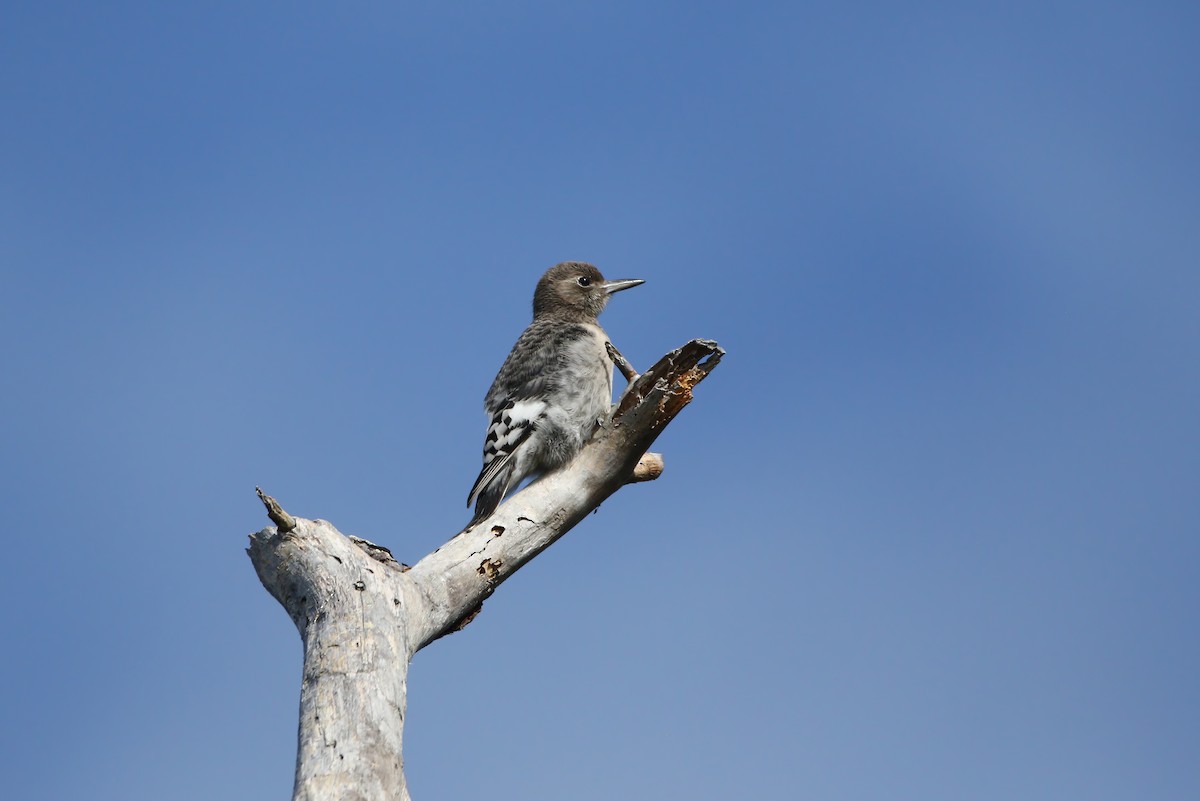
top-left (247, 338), bottom-right (723, 801)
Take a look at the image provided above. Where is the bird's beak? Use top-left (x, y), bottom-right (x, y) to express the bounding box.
top-left (603, 278), bottom-right (645, 294)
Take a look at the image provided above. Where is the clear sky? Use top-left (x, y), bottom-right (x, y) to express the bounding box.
top-left (3, 2), bottom-right (1197, 799)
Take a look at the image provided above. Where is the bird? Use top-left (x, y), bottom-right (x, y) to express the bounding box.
top-left (465, 261), bottom-right (644, 529)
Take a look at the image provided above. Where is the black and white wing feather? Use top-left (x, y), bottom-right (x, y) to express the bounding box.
top-left (466, 398), bottom-right (545, 509)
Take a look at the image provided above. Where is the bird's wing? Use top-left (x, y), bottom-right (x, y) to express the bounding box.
top-left (466, 398), bottom-right (546, 507)
top-left (483, 322), bottom-right (591, 409)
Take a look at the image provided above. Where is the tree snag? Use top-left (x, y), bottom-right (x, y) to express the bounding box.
top-left (247, 338), bottom-right (723, 801)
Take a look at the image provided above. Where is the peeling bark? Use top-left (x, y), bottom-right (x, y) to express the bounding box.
top-left (247, 338), bottom-right (722, 801)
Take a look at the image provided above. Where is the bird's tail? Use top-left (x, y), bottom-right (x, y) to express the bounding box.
top-left (465, 466), bottom-right (510, 531)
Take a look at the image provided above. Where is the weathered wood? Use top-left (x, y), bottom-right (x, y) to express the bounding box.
top-left (630, 452), bottom-right (665, 482)
top-left (256, 486), bottom-right (296, 532)
top-left (247, 338), bottom-right (723, 801)
top-left (249, 520), bottom-right (422, 801)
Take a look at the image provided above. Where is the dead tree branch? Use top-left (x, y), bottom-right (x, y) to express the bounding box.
top-left (246, 338), bottom-right (723, 801)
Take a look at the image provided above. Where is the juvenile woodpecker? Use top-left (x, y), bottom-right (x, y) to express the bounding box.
top-left (466, 261), bottom-right (643, 528)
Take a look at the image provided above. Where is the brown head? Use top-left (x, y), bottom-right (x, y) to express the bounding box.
top-left (531, 261), bottom-right (644, 321)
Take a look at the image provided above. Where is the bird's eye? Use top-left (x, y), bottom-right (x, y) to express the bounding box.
top-left (577, 276), bottom-right (591, 287)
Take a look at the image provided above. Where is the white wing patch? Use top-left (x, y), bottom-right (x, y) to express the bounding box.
top-left (466, 398), bottom-right (547, 507)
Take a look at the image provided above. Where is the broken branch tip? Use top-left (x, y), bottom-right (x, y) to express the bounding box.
top-left (255, 486), bottom-right (297, 533)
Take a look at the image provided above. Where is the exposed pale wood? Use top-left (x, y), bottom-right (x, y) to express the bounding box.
top-left (630, 452), bottom-right (665, 482)
top-left (249, 520), bottom-right (422, 801)
top-left (247, 338), bottom-right (723, 801)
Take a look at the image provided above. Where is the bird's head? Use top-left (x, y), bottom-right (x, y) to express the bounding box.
top-left (532, 261), bottom-right (644, 320)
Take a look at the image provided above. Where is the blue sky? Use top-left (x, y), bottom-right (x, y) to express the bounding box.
top-left (2, 2), bottom-right (1197, 799)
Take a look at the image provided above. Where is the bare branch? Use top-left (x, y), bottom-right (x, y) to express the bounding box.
top-left (606, 340), bottom-right (640, 383)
